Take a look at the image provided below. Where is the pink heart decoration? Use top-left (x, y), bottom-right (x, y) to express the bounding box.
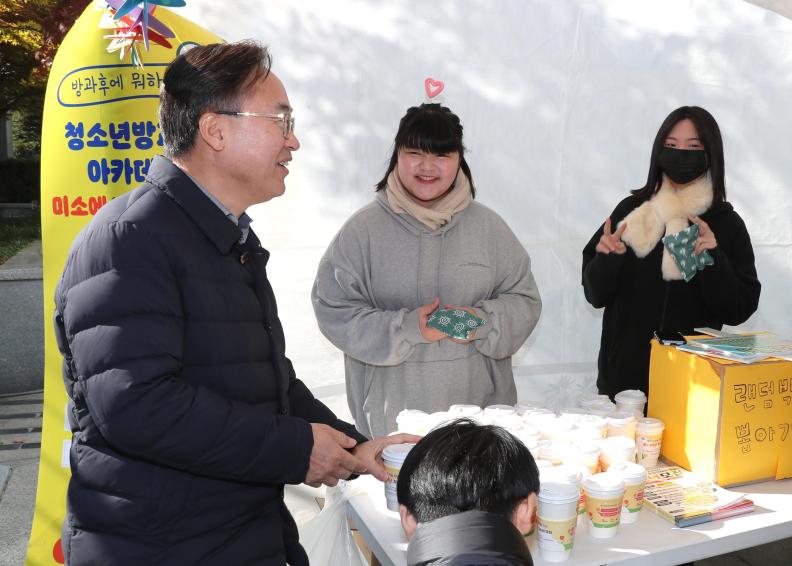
top-left (424, 77), bottom-right (445, 99)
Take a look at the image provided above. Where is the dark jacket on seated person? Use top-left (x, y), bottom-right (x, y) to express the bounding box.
top-left (406, 510), bottom-right (534, 566)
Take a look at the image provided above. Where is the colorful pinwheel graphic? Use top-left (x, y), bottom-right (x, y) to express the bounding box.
top-left (100, 0), bottom-right (185, 66)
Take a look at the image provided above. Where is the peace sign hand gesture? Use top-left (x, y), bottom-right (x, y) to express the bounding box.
top-left (595, 217), bottom-right (627, 255)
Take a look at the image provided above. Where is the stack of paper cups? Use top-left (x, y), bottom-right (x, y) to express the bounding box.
top-left (635, 418), bottom-right (665, 468)
top-left (598, 436), bottom-right (636, 471)
top-left (606, 411), bottom-right (637, 439)
top-left (614, 389), bottom-right (647, 416)
top-left (537, 482), bottom-right (580, 562)
top-left (582, 473), bottom-right (625, 538)
top-left (608, 461), bottom-right (647, 523)
top-left (382, 443), bottom-right (415, 511)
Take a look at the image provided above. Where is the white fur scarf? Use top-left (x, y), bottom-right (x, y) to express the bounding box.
top-left (618, 175), bottom-right (713, 281)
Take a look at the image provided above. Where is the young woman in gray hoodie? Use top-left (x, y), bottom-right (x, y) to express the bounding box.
top-left (312, 103), bottom-right (542, 437)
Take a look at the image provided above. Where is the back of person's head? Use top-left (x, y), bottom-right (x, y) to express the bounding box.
top-left (396, 418), bottom-right (539, 532)
top-left (159, 40), bottom-right (272, 158)
top-left (375, 103), bottom-right (476, 197)
top-left (634, 105), bottom-right (726, 202)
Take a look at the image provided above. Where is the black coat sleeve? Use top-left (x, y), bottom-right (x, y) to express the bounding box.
top-left (582, 196), bottom-right (635, 308)
top-left (695, 210), bottom-right (761, 326)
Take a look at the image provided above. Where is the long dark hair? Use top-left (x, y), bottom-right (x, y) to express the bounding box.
top-left (632, 106), bottom-right (726, 202)
top-left (375, 103), bottom-right (476, 197)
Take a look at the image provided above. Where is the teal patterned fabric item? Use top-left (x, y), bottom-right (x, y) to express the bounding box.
top-left (426, 308), bottom-right (487, 340)
top-left (662, 223), bottom-right (714, 282)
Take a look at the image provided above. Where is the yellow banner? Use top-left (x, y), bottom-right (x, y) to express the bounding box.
top-left (29, 2), bottom-right (221, 563)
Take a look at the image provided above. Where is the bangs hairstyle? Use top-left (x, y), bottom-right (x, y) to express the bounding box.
top-left (396, 418), bottom-right (539, 523)
top-left (633, 105), bottom-right (726, 203)
top-left (375, 103), bottom-right (476, 197)
top-left (159, 40), bottom-right (272, 157)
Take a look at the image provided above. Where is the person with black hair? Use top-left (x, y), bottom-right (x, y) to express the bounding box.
top-left (312, 103), bottom-right (542, 437)
top-left (54, 41), bottom-right (417, 565)
top-left (582, 106), bottom-right (761, 399)
top-left (396, 418), bottom-right (539, 566)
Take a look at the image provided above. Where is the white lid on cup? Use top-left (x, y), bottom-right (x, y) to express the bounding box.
top-left (542, 464), bottom-right (583, 486)
top-left (608, 461), bottom-right (647, 483)
top-left (636, 417), bottom-right (665, 432)
top-left (448, 404), bottom-right (482, 416)
top-left (578, 393), bottom-right (612, 409)
top-left (598, 436), bottom-right (636, 455)
top-left (395, 409), bottom-right (429, 434)
top-left (614, 389), bottom-right (646, 403)
top-left (583, 472), bottom-right (625, 497)
top-left (587, 400), bottom-right (616, 417)
top-left (514, 402), bottom-right (540, 415)
top-left (484, 404), bottom-right (516, 417)
top-left (382, 443), bottom-right (415, 466)
top-left (494, 413), bottom-right (525, 431)
top-left (538, 440), bottom-right (572, 462)
top-left (534, 459), bottom-right (556, 469)
top-left (606, 411), bottom-right (637, 426)
top-left (538, 481), bottom-right (580, 504)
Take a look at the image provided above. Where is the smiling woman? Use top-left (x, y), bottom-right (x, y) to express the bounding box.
top-left (312, 103), bottom-right (542, 437)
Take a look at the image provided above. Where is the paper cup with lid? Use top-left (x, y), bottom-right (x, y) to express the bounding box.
top-left (537, 482), bottom-right (580, 562)
top-left (395, 409), bottom-right (429, 435)
top-left (539, 416), bottom-right (577, 442)
top-left (562, 441), bottom-right (601, 476)
top-left (448, 404), bottom-right (482, 417)
top-left (586, 400), bottom-right (616, 417)
top-left (582, 472), bottom-right (625, 538)
top-left (382, 443), bottom-right (415, 512)
top-left (608, 461), bottom-right (647, 523)
top-left (635, 417), bottom-right (665, 468)
top-left (542, 464), bottom-right (585, 516)
top-left (605, 410), bottom-right (637, 439)
top-left (578, 393), bottom-right (612, 410)
top-left (483, 404), bottom-right (516, 418)
top-left (614, 389), bottom-right (647, 416)
top-left (538, 440), bottom-right (572, 465)
top-left (598, 436), bottom-right (635, 471)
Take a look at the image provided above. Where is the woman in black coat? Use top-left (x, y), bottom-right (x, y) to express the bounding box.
top-left (582, 106), bottom-right (761, 399)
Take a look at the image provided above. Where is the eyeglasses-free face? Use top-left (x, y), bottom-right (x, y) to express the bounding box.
top-left (215, 110), bottom-right (295, 138)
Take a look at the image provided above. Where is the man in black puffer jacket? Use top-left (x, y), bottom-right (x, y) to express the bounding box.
top-left (54, 40), bottom-right (415, 565)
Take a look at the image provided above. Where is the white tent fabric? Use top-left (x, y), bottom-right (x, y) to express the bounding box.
top-left (180, 0), bottom-right (792, 417)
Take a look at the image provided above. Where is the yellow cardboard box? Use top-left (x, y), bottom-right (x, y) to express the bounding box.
top-left (648, 340), bottom-right (792, 486)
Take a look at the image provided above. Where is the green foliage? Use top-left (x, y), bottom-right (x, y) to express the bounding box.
top-left (0, 158), bottom-right (41, 202)
top-left (0, 217), bottom-right (40, 265)
top-left (11, 86), bottom-right (45, 156)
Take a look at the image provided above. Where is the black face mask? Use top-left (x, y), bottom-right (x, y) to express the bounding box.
top-left (657, 147), bottom-right (708, 185)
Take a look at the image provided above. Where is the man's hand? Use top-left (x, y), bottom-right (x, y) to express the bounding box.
top-left (305, 424), bottom-right (365, 487)
top-left (418, 297), bottom-right (445, 342)
top-left (351, 433), bottom-right (423, 482)
top-left (689, 215), bottom-right (717, 256)
top-left (595, 217), bottom-right (627, 255)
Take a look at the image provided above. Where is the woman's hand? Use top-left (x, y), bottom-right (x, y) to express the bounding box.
top-left (418, 297), bottom-right (446, 342)
top-left (689, 216), bottom-right (717, 255)
top-left (595, 217), bottom-right (627, 255)
top-left (443, 304), bottom-right (478, 343)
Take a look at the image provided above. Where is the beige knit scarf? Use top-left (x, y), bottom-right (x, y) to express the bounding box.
top-left (619, 174), bottom-right (713, 280)
top-left (386, 169), bottom-right (472, 231)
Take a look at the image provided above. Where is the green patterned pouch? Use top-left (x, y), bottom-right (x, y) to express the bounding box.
top-left (426, 308), bottom-right (487, 340)
top-left (662, 224), bottom-right (714, 282)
